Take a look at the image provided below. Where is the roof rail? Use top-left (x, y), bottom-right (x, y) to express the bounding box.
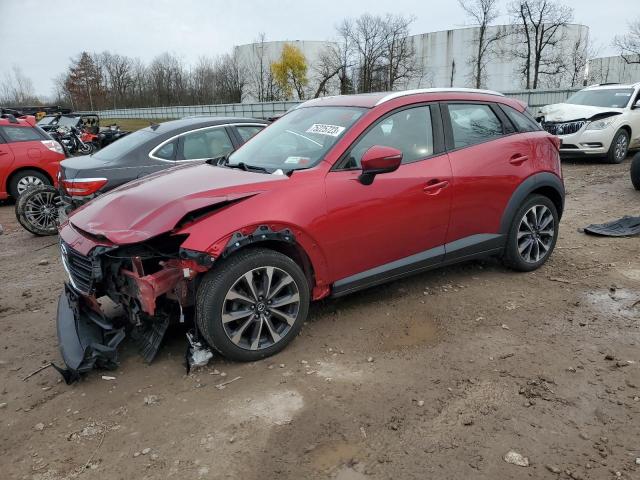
top-left (375, 88), bottom-right (505, 106)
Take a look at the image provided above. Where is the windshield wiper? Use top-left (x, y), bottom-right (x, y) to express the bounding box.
top-left (205, 154), bottom-right (228, 166)
top-left (226, 161), bottom-right (270, 173)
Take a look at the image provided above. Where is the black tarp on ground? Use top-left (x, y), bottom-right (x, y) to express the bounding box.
top-left (584, 216), bottom-right (640, 237)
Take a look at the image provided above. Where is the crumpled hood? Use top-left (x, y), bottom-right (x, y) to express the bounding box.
top-left (69, 163), bottom-right (285, 244)
top-left (537, 103), bottom-right (623, 122)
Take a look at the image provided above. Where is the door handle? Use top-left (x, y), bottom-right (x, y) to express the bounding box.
top-left (509, 154), bottom-right (529, 165)
top-left (0, 151), bottom-right (7, 156)
top-left (423, 179), bottom-right (449, 195)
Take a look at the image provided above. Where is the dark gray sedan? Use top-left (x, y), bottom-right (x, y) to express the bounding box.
top-left (59, 117), bottom-right (268, 210)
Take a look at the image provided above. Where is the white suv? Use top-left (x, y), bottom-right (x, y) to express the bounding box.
top-left (537, 83), bottom-right (640, 163)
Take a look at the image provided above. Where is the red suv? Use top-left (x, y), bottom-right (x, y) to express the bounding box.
top-left (56, 89), bottom-right (564, 379)
top-left (0, 113), bottom-right (65, 199)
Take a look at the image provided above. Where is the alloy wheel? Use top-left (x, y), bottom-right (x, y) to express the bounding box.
top-left (517, 205), bottom-right (555, 264)
top-left (16, 176), bottom-right (44, 195)
top-left (221, 266), bottom-right (301, 351)
top-left (615, 134), bottom-right (628, 162)
top-left (22, 189), bottom-right (59, 232)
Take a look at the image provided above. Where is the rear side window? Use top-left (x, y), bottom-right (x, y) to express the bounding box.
top-left (501, 105), bottom-right (541, 133)
top-left (236, 125), bottom-right (264, 143)
top-left (343, 106), bottom-right (434, 168)
top-left (154, 140), bottom-right (177, 160)
top-left (0, 126), bottom-right (43, 142)
top-left (446, 103), bottom-right (503, 149)
top-left (181, 127), bottom-right (233, 160)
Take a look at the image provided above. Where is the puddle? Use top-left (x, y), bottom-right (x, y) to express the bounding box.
top-left (227, 389), bottom-right (304, 426)
top-left (583, 289), bottom-right (639, 319)
top-left (382, 317), bottom-right (439, 350)
top-left (310, 441), bottom-right (361, 472)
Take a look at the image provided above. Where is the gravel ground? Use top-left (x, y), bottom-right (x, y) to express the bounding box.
top-left (0, 157), bottom-right (639, 480)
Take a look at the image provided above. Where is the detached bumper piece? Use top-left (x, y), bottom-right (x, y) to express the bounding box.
top-left (54, 284), bottom-right (125, 384)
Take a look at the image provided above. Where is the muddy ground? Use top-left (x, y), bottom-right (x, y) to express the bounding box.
top-left (1, 158), bottom-right (639, 480)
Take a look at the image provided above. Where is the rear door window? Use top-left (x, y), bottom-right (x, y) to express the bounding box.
top-left (0, 126), bottom-right (43, 142)
top-left (180, 127), bottom-right (234, 160)
top-left (153, 140), bottom-right (177, 160)
top-left (446, 103), bottom-right (503, 149)
top-left (501, 105), bottom-right (541, 133)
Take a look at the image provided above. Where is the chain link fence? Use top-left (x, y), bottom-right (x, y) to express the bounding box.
top-left (76, 88), bottom-right (580, 120)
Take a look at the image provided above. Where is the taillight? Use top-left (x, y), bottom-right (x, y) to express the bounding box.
top-left (41, 140), bottom-right (64, 155)
top-left (61, 178), bottom-right (108, 196)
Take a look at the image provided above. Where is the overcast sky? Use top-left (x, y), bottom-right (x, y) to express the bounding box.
top-left (0, 0), bottom-right (635, 97)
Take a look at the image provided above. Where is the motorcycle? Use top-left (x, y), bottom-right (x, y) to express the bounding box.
top-left (50, 125), bottom-right (94, 156)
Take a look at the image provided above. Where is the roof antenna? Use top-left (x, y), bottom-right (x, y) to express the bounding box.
top-left (149, 121), bottom-right (160, 131)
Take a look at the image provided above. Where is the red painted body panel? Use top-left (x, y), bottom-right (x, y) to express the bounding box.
top-left (445, 135), bottom-right (534, 241)
top-left (0, 119), bottom-right (64, 198)
top-left (60, 90), bottom-right (563, 301)
top-left (320, 153), bottom-right (452, 280)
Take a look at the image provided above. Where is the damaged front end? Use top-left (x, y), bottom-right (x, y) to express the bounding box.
top-left (56, 229), bottom-right (213, 383)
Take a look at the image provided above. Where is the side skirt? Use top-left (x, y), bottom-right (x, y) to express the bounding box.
top-left (330, 233), bottom-right (504, 298)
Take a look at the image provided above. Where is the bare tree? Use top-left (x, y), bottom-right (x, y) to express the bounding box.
top-left (458, 0), bottom-right (508, 88)
top-left (215, 51), bottom-right (247, 103)
top-left (381, 14), bottom-right (418, 90)
top-left (564, 30), bottom-right (596, 87)
top-left (99, 52), bottom-right (134, 109)
top-left (509, 0), bottom-right (574, 89)
top-left (0, 65), bottom-right (39, 105)
top-left (614, 18), bottom-right (640, 64)
top-left (349, 14), bottom-right (387, 92)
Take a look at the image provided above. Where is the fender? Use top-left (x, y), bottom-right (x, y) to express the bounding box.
top-left (180, 221), bottom-right (332, 301)
top-left (499, 172), bottom-right (565, 235)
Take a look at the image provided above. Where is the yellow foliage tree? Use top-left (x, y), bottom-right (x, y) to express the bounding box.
top-left (271, 44), bottom-right (308, 100)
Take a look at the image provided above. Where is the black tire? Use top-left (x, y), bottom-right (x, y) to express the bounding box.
top-left (196, 248), bottom-right (310, 362)
top-left (630, 152), bottom-right (640, 190)
top-left (503, 194), bottom-right (559, 272)
top-left (15, 185), bottom-right (60, 236)
top-left (8, 169), bottom-right (51, 199)
top-left (606, 129), bottom-right (629, 164)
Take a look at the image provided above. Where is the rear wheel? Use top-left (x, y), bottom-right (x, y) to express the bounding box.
top-left (630, 152), bottom-right (640, 190)
top-left (8, 169), bottom-right (51, 199)
top-left (196, 248), bottom-right (309, 362)
top-left (15, 185), bottom-right (60, 236)
top-left (503, 194), bottom-right (559, 272)
top-left (606, 129), bottom-right (629, 164)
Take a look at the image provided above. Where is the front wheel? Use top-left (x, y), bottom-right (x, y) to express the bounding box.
top-left (196, 248), bottom-right (310, 361)
top-left (15, 185), bottom-right (60, 236)
top-left (606, 129), bottom-right (629, 164)
top-left (502, 194), bottom-right (559, 272)
top-left (78, 142), bottom-right (94, 155)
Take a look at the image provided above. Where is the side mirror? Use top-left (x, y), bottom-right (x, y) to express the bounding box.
top-left (359, 145), bottom-right (402, 185)
top-left (632, 99), bottom-right (640, 110)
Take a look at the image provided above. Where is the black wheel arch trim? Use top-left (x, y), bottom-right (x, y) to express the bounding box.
top-left (499, 172), bottom-right (565, 235)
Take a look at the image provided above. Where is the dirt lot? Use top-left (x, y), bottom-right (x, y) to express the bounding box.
top-left (1, 158), bottom-right (639, 480)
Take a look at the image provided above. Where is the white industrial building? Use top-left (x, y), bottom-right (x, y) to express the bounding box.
top-left (406, 24), bottom-right (590, 91)
top-left (587, 55), bottom-right (640, 85)
top-left (233, 25), bottom-right (639, 102)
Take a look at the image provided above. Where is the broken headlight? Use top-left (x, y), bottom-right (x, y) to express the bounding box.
top-left (586, 117), bottom-right (616, 130)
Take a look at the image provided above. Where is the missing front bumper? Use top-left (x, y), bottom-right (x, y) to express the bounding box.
top-left (54, 283), bottom-right (125, 384)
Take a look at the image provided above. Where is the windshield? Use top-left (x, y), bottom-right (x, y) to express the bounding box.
top-left (566, 89), bottom-right (634, 108)
top-left (227, 106), bottom-right (365, 170)
top-left (92, 129), bottom-right (156, 161)
top-left (37, 116), bottom-right (57, 126)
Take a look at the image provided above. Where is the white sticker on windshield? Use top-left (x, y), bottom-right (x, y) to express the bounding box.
top-left (284, 156), bottom-right (311, 165)
top-left (306, 124), bottom-right (345, 137)
top-left (615, 92), bottom-right (631, 96)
